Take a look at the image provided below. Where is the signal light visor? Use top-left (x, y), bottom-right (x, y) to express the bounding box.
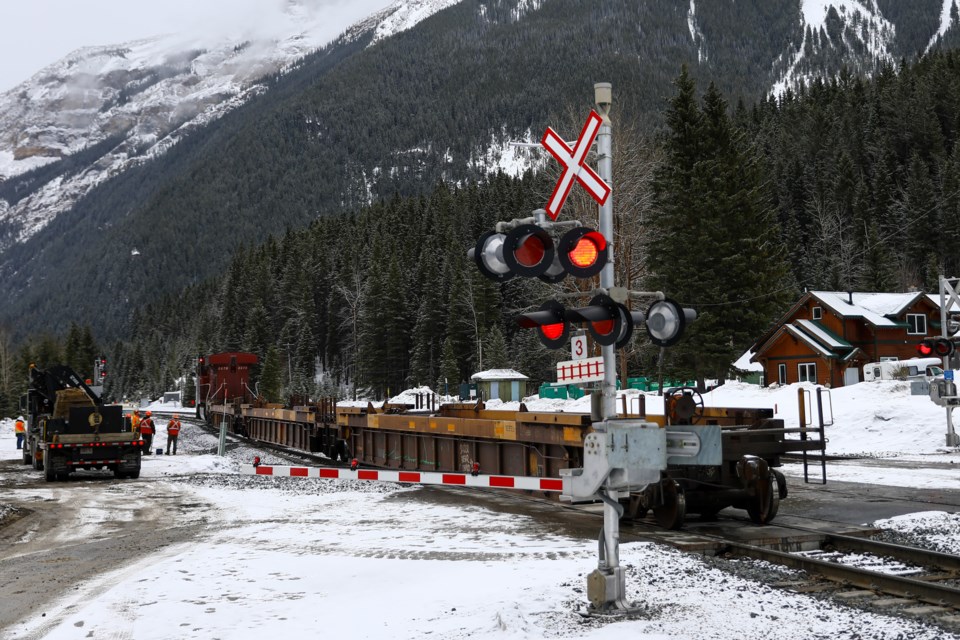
top-left (517, 300), bottom-right (569, 349)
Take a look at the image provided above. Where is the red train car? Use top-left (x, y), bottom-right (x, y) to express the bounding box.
top-left (197, 352), bottom-right (257, 419)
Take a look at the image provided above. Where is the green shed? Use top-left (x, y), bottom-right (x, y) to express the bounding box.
top-left (471, 369), bottom-right (529, 402)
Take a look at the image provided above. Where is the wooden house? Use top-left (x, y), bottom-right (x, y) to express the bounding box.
top-left (750, 291), bottom-right (943, 388)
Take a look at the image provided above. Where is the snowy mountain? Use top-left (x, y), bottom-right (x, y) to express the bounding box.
top-left (1, 0), bottom-right (959, 342)
top-left (0, 0), bottom-right (458, 252)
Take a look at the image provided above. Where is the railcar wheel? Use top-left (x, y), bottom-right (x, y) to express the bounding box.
top-left (747, 476), bottom-right (779, 524)
top-left (653, 479), bottom-right (686, 530)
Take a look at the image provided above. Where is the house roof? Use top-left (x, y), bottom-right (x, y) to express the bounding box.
top-left (753, 318), bottom-right (864, 364)
top-left (752, 290), bottom-right (935, 356)
top-left (471, 369), bottom-right (529, 381)
top-left (809, 291), bottom-right (926, 327)
top-left (926, 293), bottom-right (960, 312)
top-left (732, 350), bottom-right (763, 372)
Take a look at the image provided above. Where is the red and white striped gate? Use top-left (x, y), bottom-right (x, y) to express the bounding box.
top-left (242, 463), bottom-right (563, 492)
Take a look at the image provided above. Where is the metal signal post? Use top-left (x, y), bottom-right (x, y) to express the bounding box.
top-left (937, 276), bottom-right (960, 447)
top-left (591, 82), bottom-right (626, 606)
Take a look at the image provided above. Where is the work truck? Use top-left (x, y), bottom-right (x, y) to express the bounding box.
top-left (20, 364), bottom-right (142, 481)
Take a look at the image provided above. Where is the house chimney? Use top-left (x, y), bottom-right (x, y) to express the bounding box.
top-left (847, 291), bottom-right (853, 305)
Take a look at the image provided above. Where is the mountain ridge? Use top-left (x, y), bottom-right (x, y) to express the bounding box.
top-left (1, 0), bottom-right (959, 342)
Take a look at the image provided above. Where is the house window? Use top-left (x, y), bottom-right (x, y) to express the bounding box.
top-left (778, 364), bottom-right (787, 385)
top-left (879, 356), bottom-right (898, 362)
top-left (812, 306), bottom-right (822, 320)
top-left (907, 314), bottom-right (927, 335)
top-left (798, 363), bottom-right (817, 383)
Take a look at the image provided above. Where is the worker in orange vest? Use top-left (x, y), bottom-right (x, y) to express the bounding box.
top-left (14, 416), bottom-right (26, 450)
top-left (139, 411), bottom-right (155, 455)
top-left (166, 414), bottom-right (181, 455)
top-left (130, 410), bottom-right (141, 434)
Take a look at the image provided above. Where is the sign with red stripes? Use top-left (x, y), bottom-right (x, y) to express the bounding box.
top-left (242, 464), bottom-right (563, 492)
top-left (541, 110), bottom-right (611, 220)
top-left (556, 356), bottom-right (604, 384)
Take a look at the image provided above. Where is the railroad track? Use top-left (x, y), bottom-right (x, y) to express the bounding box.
top-left (197, 418), bottom-right (960, 628)
top-left (624, 514), bottom-right (960, 631)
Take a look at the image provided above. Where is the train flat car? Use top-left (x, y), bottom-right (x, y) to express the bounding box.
top-left (200, 352), bottom-right (827, 529)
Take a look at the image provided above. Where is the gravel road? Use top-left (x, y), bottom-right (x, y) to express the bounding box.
top-left (0, 456), bottom-right (213, 638)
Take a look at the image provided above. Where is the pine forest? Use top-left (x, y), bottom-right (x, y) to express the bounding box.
top-left (3, 46), bottom-right (960, 413)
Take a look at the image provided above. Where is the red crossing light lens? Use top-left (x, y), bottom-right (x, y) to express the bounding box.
top-left (591, 319), bottom-right (615, 336)
top-left (541, 322), bottom-right (565, 341)
top-left (569, 235), bottom-right (601, 268)
top-left (514, 234), bottom-right (546, 268)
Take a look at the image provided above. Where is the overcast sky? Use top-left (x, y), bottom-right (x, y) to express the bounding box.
top-left (0, 0), bottom-right (393, 92)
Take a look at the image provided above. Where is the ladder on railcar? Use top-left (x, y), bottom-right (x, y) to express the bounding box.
top-left (798, 387), bottom-right (831, 484)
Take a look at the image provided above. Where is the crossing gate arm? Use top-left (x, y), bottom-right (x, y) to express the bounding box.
top-left (242, 464), bottom-right (563, 492)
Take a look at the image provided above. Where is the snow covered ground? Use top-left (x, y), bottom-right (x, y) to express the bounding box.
top-left (2, 378), bottom-right (959, 639)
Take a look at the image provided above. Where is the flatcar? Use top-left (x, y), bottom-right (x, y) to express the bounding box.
top-left (200, 352), bottom-right (827, 529)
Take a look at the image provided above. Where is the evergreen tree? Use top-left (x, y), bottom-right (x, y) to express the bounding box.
top-left (260, 345), bottom-right (284, 403)
top-left (438, 335), bottom-right (460, 396)
top-left (483, 324), bottom-right (509, 370)
top-left (647, 74), bottom-right (794, 385)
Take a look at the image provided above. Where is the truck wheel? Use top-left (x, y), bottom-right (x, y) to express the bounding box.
top-left (44, 454), bottom-right (56, 482)
top-left (129, 469), bottom-right (140, 479)
top-left (22, 448), bottom-right (31, 465)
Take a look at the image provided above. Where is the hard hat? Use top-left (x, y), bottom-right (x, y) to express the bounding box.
top-left (18, 416), bottom-right (24, 420)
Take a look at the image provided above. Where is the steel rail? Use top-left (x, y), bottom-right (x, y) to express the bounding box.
top-left (822, 532), bottom-right (960, 573)
top-left (719, 539), bottom-right (960, 608)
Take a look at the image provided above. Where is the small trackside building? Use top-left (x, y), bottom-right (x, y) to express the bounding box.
top-left (750, 291), bottom-right (942, 388)
top-left (471, 369), bottom-right (529, 402)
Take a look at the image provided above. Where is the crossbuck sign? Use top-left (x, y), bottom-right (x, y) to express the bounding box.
top-left (541, 110), bottom-right (612, 220)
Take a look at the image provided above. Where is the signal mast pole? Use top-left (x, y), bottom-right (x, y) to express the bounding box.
top-left (938, 276), bottom-right (960, 447)
top-left (593, 82), bottom-right (627, 609)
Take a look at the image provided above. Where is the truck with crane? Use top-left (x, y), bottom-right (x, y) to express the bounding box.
top-left (19, 364), bottom-right (143, 481)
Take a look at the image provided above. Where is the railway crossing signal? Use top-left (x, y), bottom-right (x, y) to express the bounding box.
top-left (474, 86), bottom-right (701, 613)
top-left (917, 337), bottom-right (957, 357)
top-left (470, 223), bottom-right (608, 282)
top-left (518, 295), bottom-right (694, 350)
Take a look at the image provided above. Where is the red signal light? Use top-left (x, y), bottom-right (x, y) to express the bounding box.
top-left (568, 233), bottom-right (602, 268)
top-left (541, 322), bottom-right (565, 341)
top-left (504, 224), bottom-right (555, 277)
top-left (917, 337), bottom-right (957, 357)
top-left (566, 294), bottom-right (621, 346)
top-left (514, 234), bottom-right (547, 267)
top-left (558, 228), bottom-right (607, 278)
top-left (517, 300), bottom-right (569, 349)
